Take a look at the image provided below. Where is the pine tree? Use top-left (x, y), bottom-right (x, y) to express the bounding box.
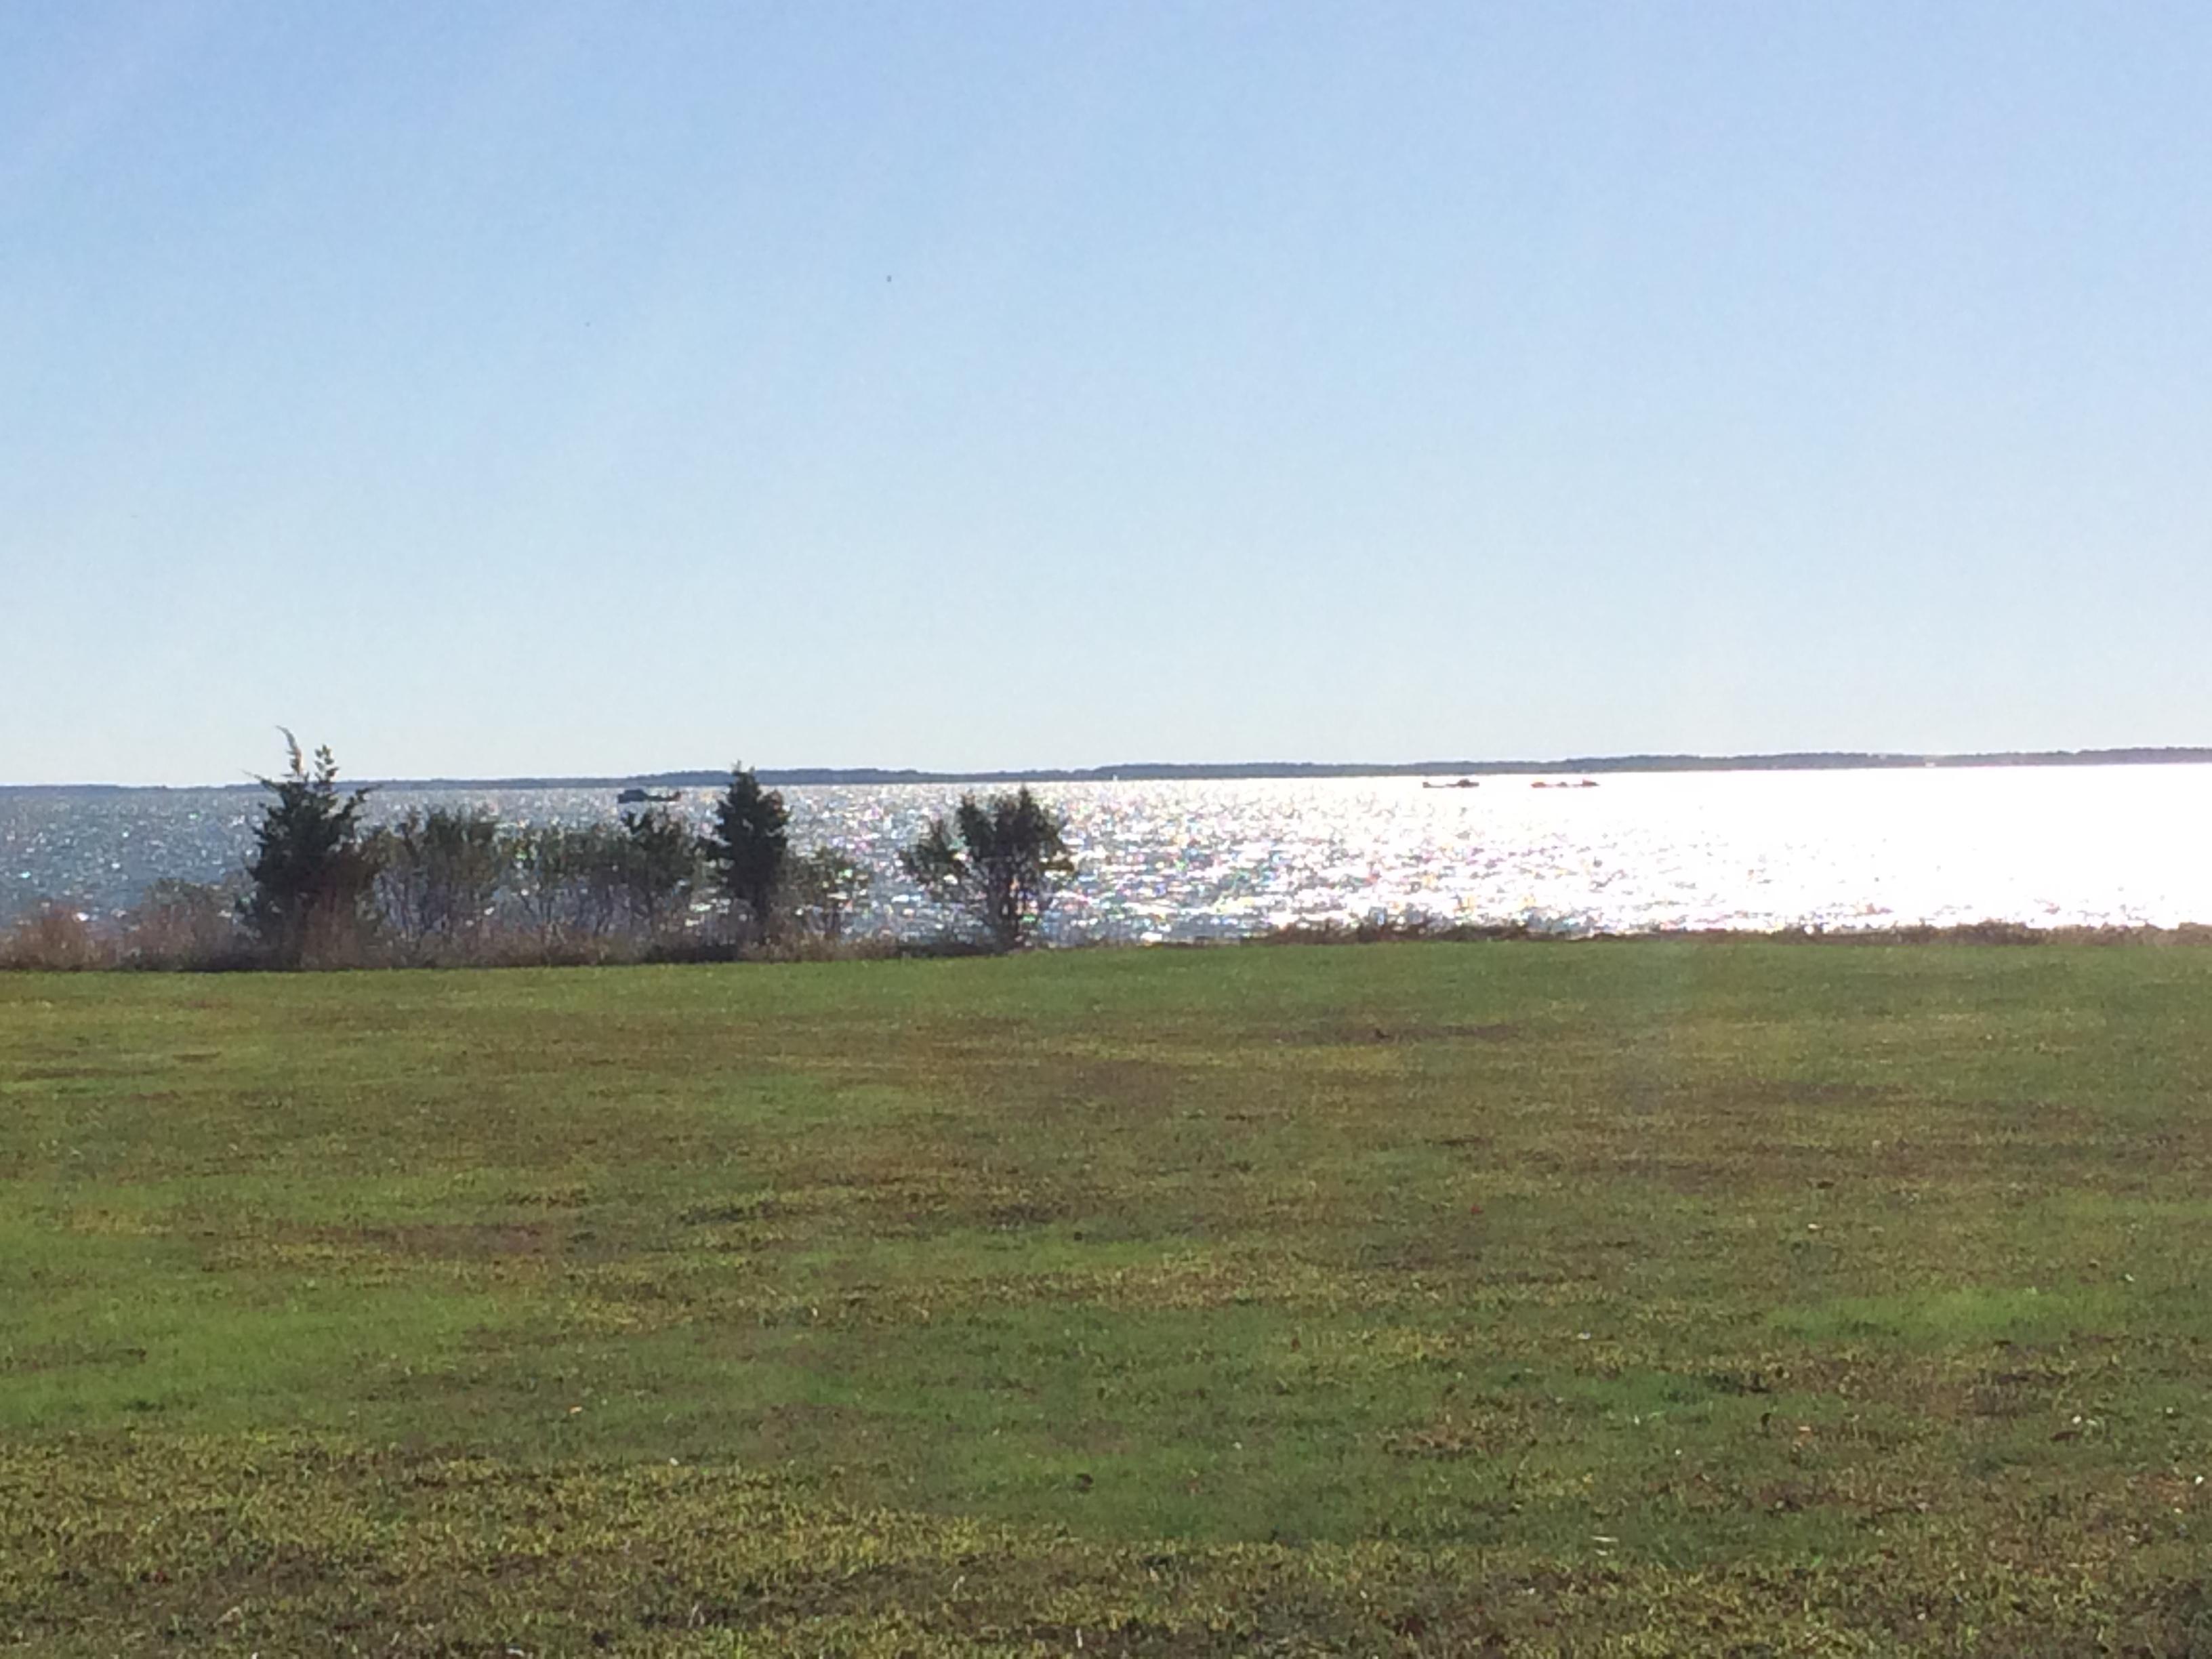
top-left (701, 764), bottom-right (789, 943)
top-left (240, 731), bottom-right (377, 966)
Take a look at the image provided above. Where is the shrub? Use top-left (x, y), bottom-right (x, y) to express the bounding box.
top-left (240, 733), bottom-right (379, 967)
top-left (901, 787), bottom-right (1073, 951)
top-left (368, 807), bottom-right (508, 950)
top-left (701, 765), bottom-right (789, 943)
top-left (617, 806), bottom-right (701, 937)
top-left (1, 901), bottom-right (110, 970)
top-left (123, 878), bottom-right (249, 968)
top-left (784, 846), bottom-right (872, 941)
top-left (510, 823), bottom-right (630, 943)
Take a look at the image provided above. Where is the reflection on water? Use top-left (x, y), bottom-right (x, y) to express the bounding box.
top-left (5, 766), bottom-right (2211, 940)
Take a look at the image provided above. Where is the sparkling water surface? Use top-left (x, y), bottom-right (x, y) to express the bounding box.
top-left (5, 766), bottom-right (2209, 940)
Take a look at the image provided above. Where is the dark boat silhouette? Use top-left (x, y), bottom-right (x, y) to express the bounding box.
top-left (615, 787), bottom-right (682, 805)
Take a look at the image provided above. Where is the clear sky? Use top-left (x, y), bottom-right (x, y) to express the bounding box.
top-left (5, 2), bottom-right (2208, 784)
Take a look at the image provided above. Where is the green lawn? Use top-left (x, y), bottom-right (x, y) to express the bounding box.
top-left (3, 944), bottom-right (2210, 1654)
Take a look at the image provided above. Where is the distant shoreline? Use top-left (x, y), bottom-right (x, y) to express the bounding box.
top-left (7, 745), bottom-right (2211, 792)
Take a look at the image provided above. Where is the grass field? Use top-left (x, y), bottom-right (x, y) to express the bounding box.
top-left (4, 943), bottom-right (2211, 1655)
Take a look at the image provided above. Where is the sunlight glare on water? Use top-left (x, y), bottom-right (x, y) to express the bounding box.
top-left (3, 765), bottom-right (2209, 940)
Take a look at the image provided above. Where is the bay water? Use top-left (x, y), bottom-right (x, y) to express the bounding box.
top-left (4, 764), bottom-right (2209, 941)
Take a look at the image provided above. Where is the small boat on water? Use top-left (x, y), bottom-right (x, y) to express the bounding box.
top-left (1421, 778), bottom-right (1480, 790)
top-left (615, 787), bottom-right (682, 805)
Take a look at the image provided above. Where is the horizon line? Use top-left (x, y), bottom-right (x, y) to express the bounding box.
top-left (7, 743), bottom-right (2212, 792)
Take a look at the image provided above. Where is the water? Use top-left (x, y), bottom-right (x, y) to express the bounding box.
top-left (5, 765), bottom-right (2210, 941)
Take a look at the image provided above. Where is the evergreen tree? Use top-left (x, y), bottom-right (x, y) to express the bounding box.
top-left (701, 764), bottom-right (790, 942)
top-left (241, 731), bottom-right (378, 966)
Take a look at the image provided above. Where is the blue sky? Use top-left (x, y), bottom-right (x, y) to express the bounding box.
top-left (4, 2), bottom-right (2207, 783)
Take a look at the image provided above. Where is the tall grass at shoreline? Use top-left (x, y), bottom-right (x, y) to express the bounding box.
top-left (9, 895), bottom-right (2212, 971)
top-left (0, 896), bottom-right (912, 971)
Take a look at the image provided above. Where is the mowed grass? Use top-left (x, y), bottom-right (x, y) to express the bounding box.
top-left (3, 943), bottom-right (2211, 1655)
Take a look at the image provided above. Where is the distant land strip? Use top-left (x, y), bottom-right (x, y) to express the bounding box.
top-left (12, 747), bottom-right (2212, 792)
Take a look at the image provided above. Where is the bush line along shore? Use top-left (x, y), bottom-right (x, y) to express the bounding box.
top-left (5, 739), bottom-right (1076, 971)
